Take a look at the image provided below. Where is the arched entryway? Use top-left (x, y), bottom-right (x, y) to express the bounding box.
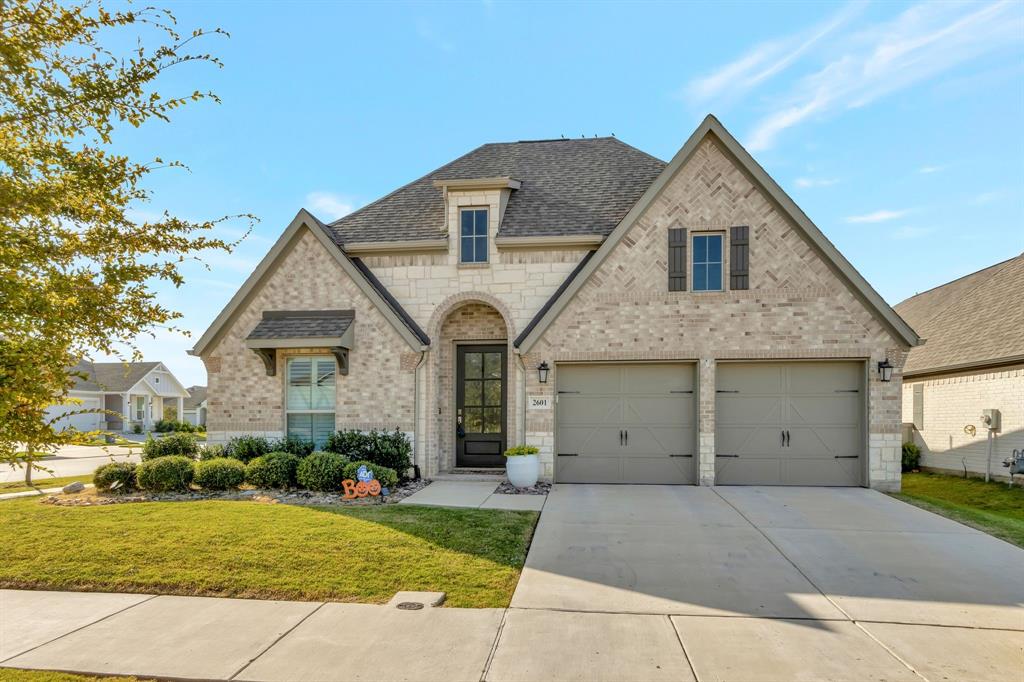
top-left (429, 295), bottom-right (517, 475)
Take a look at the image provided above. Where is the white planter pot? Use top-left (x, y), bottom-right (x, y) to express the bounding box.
top-left (506, 454), bottom-right (539, 488)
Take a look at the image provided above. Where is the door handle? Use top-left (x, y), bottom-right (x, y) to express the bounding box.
top-left (785, 430), bottom-right (790, 447)
top-left (624, 430), bottom-right (628, 447)
top-left (619, 430), bottom-right (623, 446)
top-left (781, 430), bottom-right (785, 447)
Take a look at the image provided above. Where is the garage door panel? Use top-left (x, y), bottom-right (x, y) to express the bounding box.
top-left (716, 362), bottom-right (863, 486)
top-left (717, 364), bottom-right (784, 393)
top-left (622, 365), bottom-right (693, 394)
top-left (623, 396), bottom-right (694, 426)
top-left (715, 396), bottom-right (783, 426)
top-left (556, 363), bottom-right (696, 484)
top-left (557, 396), bottom-right (620, 423)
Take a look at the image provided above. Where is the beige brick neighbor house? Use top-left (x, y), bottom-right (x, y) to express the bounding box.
top-left (191, 116), bottom-right (920, 490)
top-left (896, 253), bottom-right (1024, 480)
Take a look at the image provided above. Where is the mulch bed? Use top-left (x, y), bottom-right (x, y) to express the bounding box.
top-left (42, 479), bottom-right (431, 508)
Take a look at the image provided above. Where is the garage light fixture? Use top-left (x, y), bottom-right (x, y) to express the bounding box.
top-left (877, 359), bottom-right (893, 382)
top-left (537, 361), bottom-right (550, 384)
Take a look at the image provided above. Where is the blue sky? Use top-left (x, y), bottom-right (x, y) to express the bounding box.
top-left (102, 1), bottom-right (1024, 387)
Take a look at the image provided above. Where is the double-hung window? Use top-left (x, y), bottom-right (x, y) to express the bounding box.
top-left (286, 356), bottom-right (336, 448)
top-left (692, 234), bottom-right (723, 292)
top-left (460, 208), bottom-right (488, 263)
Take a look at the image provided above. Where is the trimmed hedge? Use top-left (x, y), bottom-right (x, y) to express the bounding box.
top-left (902, 441), bottom-right (921, 472)
top-left (296, 451), bottom-right (348, 492)
top-left (223, 435), bottom-right (272, 463)
top-left (136, 456), bottom-right (195, 492)
top-left (323, 429), bottom-right (411, 478)
top-left (154, 419), bottom-right (198, 433)
top-left (271, 436), bottom-right (315, 458)
top-left (342, 460), bottom-right (397, 490)
top-left (246, 452), bottom-right (300, 489)
top-left (198, 444), bottom-right (225, 461)
top-left (141, 432), bottom-right (199, 461)
top-left (194, 458), bottom-right (246, 490)
top-left (93, 462), bottom-right (137, 493)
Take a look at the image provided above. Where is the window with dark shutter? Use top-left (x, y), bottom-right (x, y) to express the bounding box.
top-left (668, 228), bottom-right (687, 291)
top-left (730, 225), bottom-right (749, 290)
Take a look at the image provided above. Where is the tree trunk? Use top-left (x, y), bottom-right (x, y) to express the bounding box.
top-left (24, 446), bottom-right (33, 486)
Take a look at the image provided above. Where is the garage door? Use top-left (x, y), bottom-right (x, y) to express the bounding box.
top-left (716, 362), bottom-right (863, 486)
top-left (45, 397), bottom-right (103, 432)
top-left (556, 363), bottom-right (696, 484)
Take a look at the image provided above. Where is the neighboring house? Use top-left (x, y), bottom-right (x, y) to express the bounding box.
top-left (182, 386), bottom-right (208, 427)
top-left (191, 115), bottom-right (919, 490)
top-left (46, 361), bottom-right (192, 433)
top-left (896, 254), bottom-right (1024, 480)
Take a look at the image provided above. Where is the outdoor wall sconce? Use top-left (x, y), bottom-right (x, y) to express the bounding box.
top-left (537, 361), bottom-right (550, 384)
top-left (877, 359), bottom-right (893, 382)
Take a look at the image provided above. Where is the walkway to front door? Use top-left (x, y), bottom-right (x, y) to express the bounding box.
top-left (455, 344), bottom-right (506, 468)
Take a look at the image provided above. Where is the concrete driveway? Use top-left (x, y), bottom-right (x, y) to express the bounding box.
top-left (1, 444), bottom-right (140, 484)
top-left (500, 484), bottom-right (1024, 681)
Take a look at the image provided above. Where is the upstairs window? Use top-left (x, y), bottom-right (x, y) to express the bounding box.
top-left (460, 208), bottom-right (488, 263)
top-left (692, 234), bottom-right (723, 291)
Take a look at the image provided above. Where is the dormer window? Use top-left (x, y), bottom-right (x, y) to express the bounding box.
top-left (460, 208), bottom-right (489, 263)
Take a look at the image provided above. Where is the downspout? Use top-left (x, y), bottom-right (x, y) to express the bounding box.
top-left (413, 349), bottom-right (427, 479)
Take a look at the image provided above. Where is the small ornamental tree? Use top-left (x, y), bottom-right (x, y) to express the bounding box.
top-left (0, 1), bottom-right (254, 482)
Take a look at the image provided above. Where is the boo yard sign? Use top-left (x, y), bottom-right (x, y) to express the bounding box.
top-left (342, 465), bottom-right (389, 499)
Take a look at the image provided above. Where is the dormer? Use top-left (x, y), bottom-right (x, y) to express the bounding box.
top-left (432, 177), bottom-right (521, 265)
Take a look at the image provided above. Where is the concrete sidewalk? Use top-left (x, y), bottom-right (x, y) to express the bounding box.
top-left (399, 480), bottom-right (545, 511)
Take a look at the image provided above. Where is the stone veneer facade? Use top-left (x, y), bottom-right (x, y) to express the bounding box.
top-left (201, 134), bottom-right (910, 490)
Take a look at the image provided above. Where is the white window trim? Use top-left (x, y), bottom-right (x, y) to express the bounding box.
top-left (691, 232), bottom-right (725, 292)
top-left (459, 207), bottom-right (489, 264)
top-left (285, 356), bottom-right (337, 445)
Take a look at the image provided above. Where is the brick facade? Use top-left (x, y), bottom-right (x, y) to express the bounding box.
top-left (902, 365), bottom-right (1024, 480)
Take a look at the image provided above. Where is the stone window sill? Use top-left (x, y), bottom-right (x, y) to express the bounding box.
top-left (457, 262), bottom-right (490, 269)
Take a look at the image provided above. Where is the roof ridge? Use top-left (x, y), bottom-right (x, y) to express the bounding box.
top-left (898, 252), bottom-right (1022, 306)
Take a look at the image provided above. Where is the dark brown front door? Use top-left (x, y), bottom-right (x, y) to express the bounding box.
top-left (456, 344), bottom-right (507, 467)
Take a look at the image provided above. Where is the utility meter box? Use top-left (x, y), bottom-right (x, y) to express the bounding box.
top-left (981, 409), bottom-right (1001, 432)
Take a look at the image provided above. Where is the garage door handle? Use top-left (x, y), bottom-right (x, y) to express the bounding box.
top-left (558, 453), bottom-right (578, 457)
top-left (619, 430), bottom-right (624, 446)
top-left (557, 390), bottom-right (580, 394)
top-left (670, 390), bottom-right (694, 394)
top-left (670, 454), bottom-right (692, 458)
top-left (716, 454), bottom-right (739, 458)
top-left (716, 390), bottom-right (739, 393)
top-left (834, 455), bottom-right (858, 459)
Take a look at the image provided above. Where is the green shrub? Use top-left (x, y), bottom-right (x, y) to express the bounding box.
top-left (246, 452), bottom-right (300, 489)
top-left (342, 460), bottom-right (398, 489)
top-left (93, 462), bottom-right (137, 493)
top-left (270, 436), bottom-right (315, 458)
top-left (198, 444), bottom-right (225, 461)
top-left (902, 441), bottom-right (921, 472)
top-left (132, 423), bottom-right (142, 434)
top-left (141, 432), bottom-right (199, 461)
top-left (194, 458), bottom-right (246, 490)
top-left (223, 435), bottom-right (272, 463)
top-left (324, 429), bottom-right (411, 478)
top-left (504, 445), bottom-right (539, 457)
top-left (154, 419), bottom-right (196, 433)
top-left (136, 456), bottom-right (195, 492)
top-left (296, 451), bottom-right (348, 491)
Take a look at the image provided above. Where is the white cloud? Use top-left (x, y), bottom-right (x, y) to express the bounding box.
top-left (918, 164), bottom-right (947, 174)
top-left (305, 192), bottom-right (356, 221)
top-left (795, 177), bottom-right (839, 188)
top-left (970, 190), bottom-right (1001, 205)
top-left (891, 226), bottom-right (934, 240)
top-left (686, 3), bottom-right (862, 104)
top-left (845, 209), bottom-right (910, 223)
top-left (736, 1), bottom-right (1022, 150)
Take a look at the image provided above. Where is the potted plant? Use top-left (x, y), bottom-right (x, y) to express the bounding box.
top-left (504, 445), bottom-right (540, 487)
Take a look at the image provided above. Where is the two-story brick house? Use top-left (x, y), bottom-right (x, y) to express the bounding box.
top-left (190, 116), bottom-right (919, 490)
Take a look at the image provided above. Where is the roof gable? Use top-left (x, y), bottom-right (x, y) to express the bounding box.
top-left (515, 115), bottom-right (921, 352)
top-left (327, 137), bottom-right (666, 244)
top-left (896, 253), bottom-right (1024, 375)
top-left (190, 210), bottom-right (428, 356)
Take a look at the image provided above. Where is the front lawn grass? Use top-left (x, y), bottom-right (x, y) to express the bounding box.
top-left (0, 670), bottom-right (146, 682)
top-left (892, 472), bottom-right (1024, 548)
top-left (0, 475), bottom-right (92, 495)
top-left (0, 498), bottom-right (537, 608)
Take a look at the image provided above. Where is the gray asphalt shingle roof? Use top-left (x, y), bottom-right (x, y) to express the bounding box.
top-left (70, 361), bottom-right (160, 392)
top-left (895, 253), bottom-right (1024, 375)
top-left (327, 137), bottom-right (666, 244)
top-left (184, 386), bottom-right (206, 409)
top-left (246, 310), bottom-right (355, 341)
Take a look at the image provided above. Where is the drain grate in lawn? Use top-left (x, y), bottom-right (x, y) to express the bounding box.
top-left (0, 498), bottom-right (538, 608)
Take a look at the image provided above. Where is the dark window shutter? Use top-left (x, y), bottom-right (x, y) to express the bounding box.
top-left (668, 228), bottom-right (687, 291)
top-left (912, 383), bottom-right (924, 430)
top-left (730, 225), bottom-right (749, 290)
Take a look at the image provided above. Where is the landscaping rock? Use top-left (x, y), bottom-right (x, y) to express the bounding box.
top-left (62, 481), bottom-right (86, 494)
top-left (494, 481), bottom-right (551, 496)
